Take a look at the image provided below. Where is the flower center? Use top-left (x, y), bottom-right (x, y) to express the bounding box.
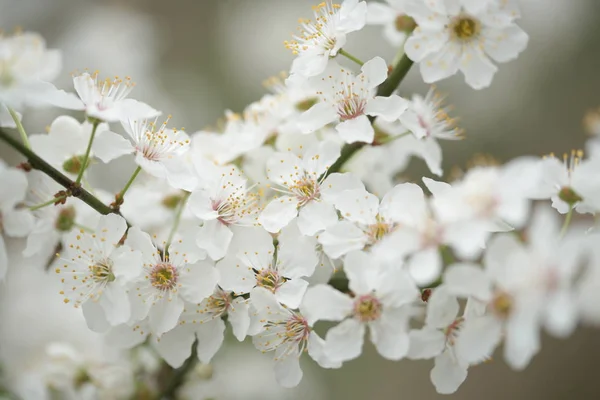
top-left (451, 16), bottom-right (480, 40)
top-left (89, 259), bottom-right (115, 283)
top-left (62, 155), bottom-right (87, 175)
top-left (162, 193), bottom-right (184, 210)
top-left (256, 269), bottom-right (285, 293)
top-left (354, 294), bottom-right (382, 322)
top-left (443, 317), bottom-right (464, 346)
top-left (366, 216), bottom-right (395, 245)
top-left (291, 177), bottom-right (320, 206)
top-left (285, 314), bottom-right (310, 343)
top-left (558, 186), bottom-right (582, 205)
top-left (150, 263), bottom-right (179, 291)
top-left (284, 2), bottom-right (342, 55)
top-left (491, 291), bottom-right (513, 319)
top-left (337, 96), bottom-right (367, 121)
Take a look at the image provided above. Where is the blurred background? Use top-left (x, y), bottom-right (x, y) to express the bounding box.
top-left (1, 0), bottom-right (600, 399)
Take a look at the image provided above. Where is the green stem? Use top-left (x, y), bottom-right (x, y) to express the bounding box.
top-left (338, 49), bottom-right (364, 66)
top-left (376, 52), bottom-right (414, 98)
top-left (0, 128), bottom-right (118, 217)
top-left (7, 107), bottom-right (30, 149)
top-left (164, 191), bottom-right (190, 255)
top-left (29, 194), bottom-right (68, 211)
top-left (117, 166), bottom-right (142, 201)
top-left (75, 120), bottom-right (99, 185)
top-left (560, 206), bottom-right (573, 238)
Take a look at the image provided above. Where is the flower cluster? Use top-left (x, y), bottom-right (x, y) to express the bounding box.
top-left (1, 1), bottom-right (599, 398)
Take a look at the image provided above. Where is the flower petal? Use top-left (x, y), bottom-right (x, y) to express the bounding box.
top-left (335, 115), bottom-right (374, 144)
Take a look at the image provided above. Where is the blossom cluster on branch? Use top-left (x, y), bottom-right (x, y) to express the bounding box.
top-left (1, 0), bottom-right (599, 398)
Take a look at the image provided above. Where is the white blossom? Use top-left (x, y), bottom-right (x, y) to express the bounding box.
top-left (217, 226), bottom-right (317, 308)
top-left (47, 71), bottom-right (160, 121)
top-left (298, 57), bottom-right (408, 143)
top-left (250, 287), bottom-right (340, 387)
top-left (302, 251), bottom-right (418, 363)
top-left (0, 163), bottom-right (34, 280)
top-left (125, 227), bottom-right (218, 337)
top-left (404, 0), bottom-right (528, 89)
top-left (0, 31), bottom-right (62, 113)
top-left (366, 0), bottom-right (415, 46)
top-left (55, 214), bottom-right (142, 332)
top-left (285, 0), bottom-right (367, 81)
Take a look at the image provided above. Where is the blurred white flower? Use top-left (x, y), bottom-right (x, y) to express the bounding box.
top-left (0, 163), bottom-right (33, 280)
top-left (0, 31), bottom-right (61, 115)
top-left (367, 0), bottom-right (415, 46)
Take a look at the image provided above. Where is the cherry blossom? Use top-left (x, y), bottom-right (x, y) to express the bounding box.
top-left (404, 0), bottom-right (528, 89)
top-left (302, 250), bottom-right (419, 363)
top-left (125, 227), bottom-right (219, 336)
top-left (297, 57), bottom-right (408, 143)
top-left (55, 214), bottom-right (142, 331)
top-left (217, 226), bottom-right (317, 308)
top-left (285, 0), bottom-right (368, 81)
top-left (250, 287), bottom-right (340, 387)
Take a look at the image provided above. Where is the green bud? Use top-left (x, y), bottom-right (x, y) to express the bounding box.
top-left (558, 187), bottom-right (583, 205)
top-left (395, 15), bottom-right (417, 33)
top-left (62, 155), bottom-right (87, 175)
top-left (162, 194), bottom-right (183, 210)
top-left (74, 368), bottom-right (91, 388)
top-left (295, 97), bottom-right (318, 112)
top-left (55, 206), bottom-right (76, 232)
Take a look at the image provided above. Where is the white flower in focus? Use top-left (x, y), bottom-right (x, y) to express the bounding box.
top-left (404, 0), bottom-right (528, 89)
top-left (298, 57), bottom-right (408, 144)
top-left (189, 162), bottom-right (259, 260)
top-left (0, 163), bottom-right (34, 280)
top-left (56, 214), bottom-right (141, 332)
top-left (48, 71), bottom-right (160, 121)
top-left (125, 227), bottom-right (218, 337)
top-left (217, 227), bottom-right (317, 308)
top-left (259, 141), bottom-right (363, 235)
top-left (250, 287), bottom-right (340, 388)
top-left (0, 31), bottom-right (62, 112)
top-left (29, 115), bottom-right (132, 178)
top-left (302, 251), bottom-right (418, 363)
top-left (285, 0), bottom-right (367, 80)
top-left (122, 116), bottom-right (197, 191)
top-left (528, 151), bottom-right (600, 214)
top-left (407, 287), bottom-right (483, 394)
top-left (444, 207), bottom-right (584, 370)
top-left (367, 0), bottom-right (416, 46)
top-left (317, 184), bottom-right (408, 259)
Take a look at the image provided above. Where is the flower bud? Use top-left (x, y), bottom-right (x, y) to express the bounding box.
top-left (55, 206), bottom-right (76, 232)
top-left (395, 15), bottom-right (416, 33)
top-left (558, 187), bottom-right (583, 205)
top-left (62, 155), bottom-right (87, 175)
